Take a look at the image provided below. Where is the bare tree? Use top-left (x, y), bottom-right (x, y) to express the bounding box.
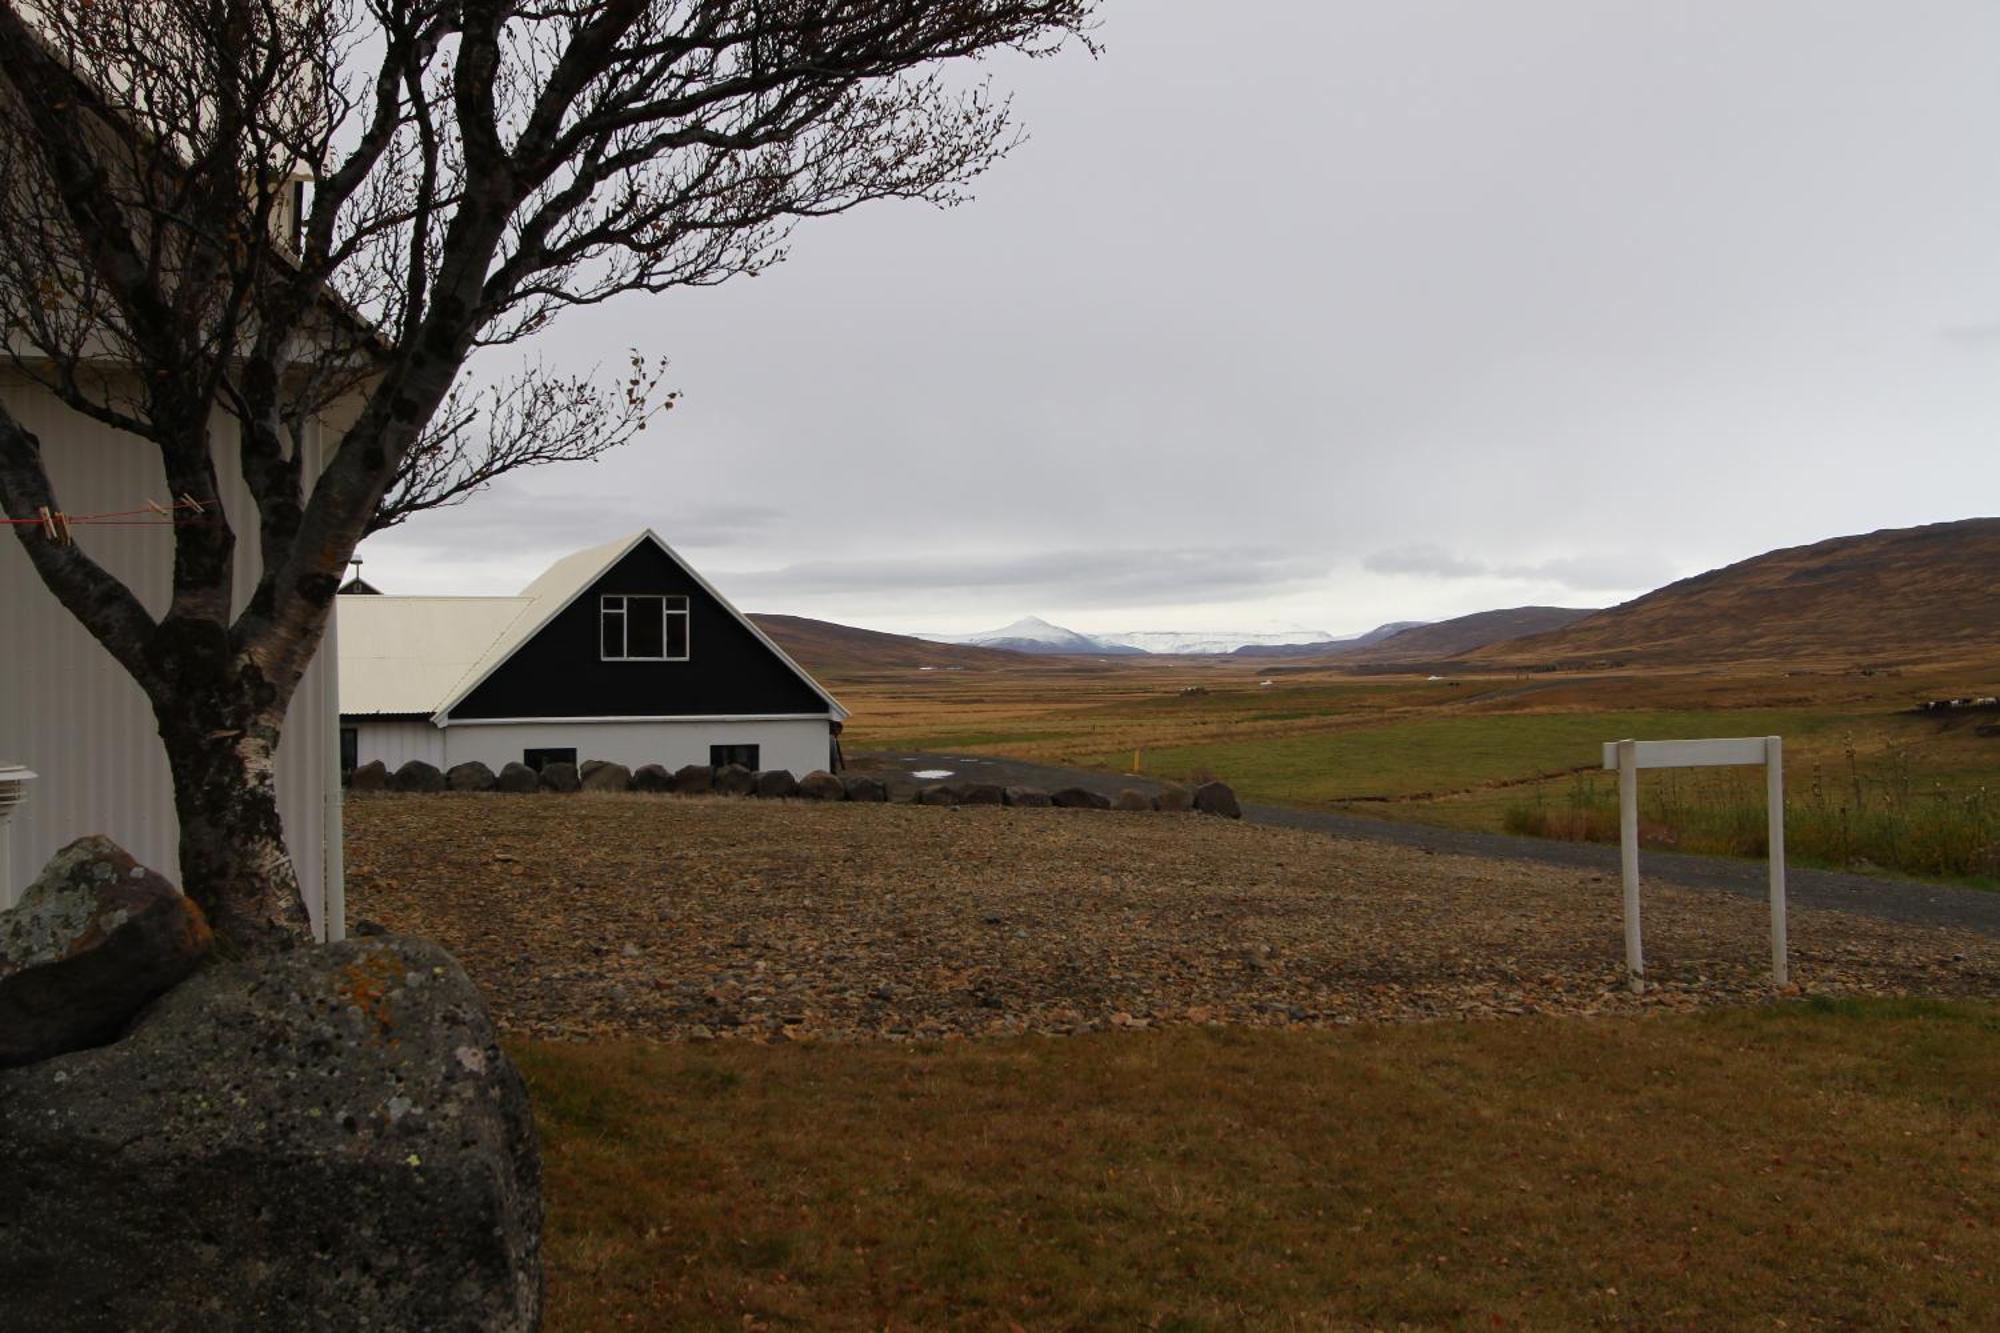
top-left (0, 0), bottom-right (1094, 948)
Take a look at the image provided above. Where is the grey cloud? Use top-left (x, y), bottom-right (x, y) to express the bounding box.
top-left (1364, 545), bottom-right (1675, 593)
top-left (718, 546), bottom-right (1325, 608)
top-left (1941, 323), bottom-right (2000, 346)
top-left (1363, 545), bottom-right (1488, 579)
top-left (372, 485), bottom-right (785, 553)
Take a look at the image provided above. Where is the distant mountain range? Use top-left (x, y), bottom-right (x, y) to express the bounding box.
top-left (1465, 517), bottom-right (2000, 666)
top-left (922, 615), bottom-right (1431, 657)
top-left (754, 517), bottom-right (2000, 677)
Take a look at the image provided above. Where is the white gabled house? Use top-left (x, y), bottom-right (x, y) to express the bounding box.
top-left (338, 530), bottom-right (847, 778)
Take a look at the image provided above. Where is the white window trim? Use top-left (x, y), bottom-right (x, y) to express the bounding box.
top-left (600, 593), bottom-right (690, 662)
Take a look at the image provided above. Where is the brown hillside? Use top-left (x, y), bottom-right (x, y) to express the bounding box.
top-left (750, 613), bottom-right (1031, 677)
top-left (1468, 518), bottom-right (2000, 666)
top-left (1338, 606), bottom-right (1597, 662)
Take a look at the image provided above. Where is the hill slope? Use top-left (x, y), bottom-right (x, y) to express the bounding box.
top-left (750, 614), bottom-right (1032, 677)
top-left (1469, 518), bottom-right (2000, 666)
top-left (1343, 606), bottom-right (1598, 661)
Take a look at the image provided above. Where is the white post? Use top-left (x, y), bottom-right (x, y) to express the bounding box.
top-left (1618, 738), bottom-right (1642, 993)
top-left (1765, 734), bottom-right (1787, 988)
top-left (322, 551), bottom-right (346, 944)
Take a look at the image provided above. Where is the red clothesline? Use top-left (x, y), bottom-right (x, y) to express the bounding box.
top-left (1, 497), bottom-right (210, 543)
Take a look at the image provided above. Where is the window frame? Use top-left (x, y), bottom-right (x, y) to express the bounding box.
top-left (600, 593), bottom-right (690, 662)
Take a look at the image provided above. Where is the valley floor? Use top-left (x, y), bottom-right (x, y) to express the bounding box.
top-left (344, 795), bottom-right (2000, 1330)
top-left (346, 794), bottom-right (1993, 1042)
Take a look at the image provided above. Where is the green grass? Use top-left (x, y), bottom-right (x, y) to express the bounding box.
top-left (1091, 708), bottom-right (1851, 805)
top-left (1505, 749), bottom-right (2000, 885)
top-left (520, 1001), bottom-right (2000, 1331)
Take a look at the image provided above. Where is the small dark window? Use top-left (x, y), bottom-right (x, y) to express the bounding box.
top-left (339, 727), bottom-right (358, 776)
top-left (524, 747), bottom-right (578, 772)
top-left (601, 594), bottom-right (689, 660)
top-left (710, 743), bottom-right (759, 770)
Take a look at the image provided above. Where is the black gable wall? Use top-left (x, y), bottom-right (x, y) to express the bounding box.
top-left (448, 541), bottom-right (830, 720)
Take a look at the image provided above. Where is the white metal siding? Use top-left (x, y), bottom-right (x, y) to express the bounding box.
top-left (350, 720), bottom-right (446, 771)
top-left (0, 382), bottom-right (331, 935)
top-left (439, 718), bottom-right (833, 776)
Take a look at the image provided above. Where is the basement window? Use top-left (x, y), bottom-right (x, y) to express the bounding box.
top-left (601, 594), bottom-right (689, 661)
top-left (710, 744), bottom-right (759, 770)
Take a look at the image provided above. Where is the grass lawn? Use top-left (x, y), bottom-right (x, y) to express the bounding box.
top-left (521, 999), bottom-right (2000, 1330)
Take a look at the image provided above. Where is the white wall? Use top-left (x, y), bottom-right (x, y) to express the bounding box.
top-left (0, 381), bottom-right (333, 936)
top-left (349, 720), bottom-right (445, 771)
top-left (431, 717), bottom-right (834, 777)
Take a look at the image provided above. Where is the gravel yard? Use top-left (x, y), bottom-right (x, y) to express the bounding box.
top-left (345, 794), bottom-right (1998, 1042)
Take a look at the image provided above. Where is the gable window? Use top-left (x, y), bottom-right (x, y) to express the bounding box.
top-left (601, 594), bottom-right (689, 661)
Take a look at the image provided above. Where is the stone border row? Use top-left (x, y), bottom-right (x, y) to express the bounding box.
top-left (346, 758), bottom-right (1241, 819)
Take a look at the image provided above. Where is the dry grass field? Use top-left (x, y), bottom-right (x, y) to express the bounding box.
top-left (820, 653), bottom-right (2000, 884)
top-left (341, 797), bottom-right (2000, 1330)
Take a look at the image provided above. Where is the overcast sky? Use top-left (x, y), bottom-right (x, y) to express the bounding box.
top-left (356, 1), bottom-right (2000, 638)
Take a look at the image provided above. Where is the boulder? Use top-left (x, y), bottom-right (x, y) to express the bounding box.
top-left (753, 769), bottom-right (798, 799)
top-left (495, 761), bottom-right (540, 794)
top-left (578, 759), bottom-right (608, 782)
top-left (1113, 789), bottom-right (1157, 812)
top-left (841, 775), bottom-right (889, 803)
top-left (538, 761), bottom-right (581, 793)
top-left (1003, 786), bottom-right (1052, 808)
top-left (1156, 783), bottom-right (1194, 813)
top-left (0, 935), bottom-right (542, 1331)
top-left (348, 760), bottom-right (389, 792)
top-left (958, 782), bottom-right (1005, 806)
top-left (390, 760), bottom-right (445, 793)
top-left (631, 764), bottom-right (674, 793)
top-left (1052, 786), bottom-right (1111, 810)
top-left (672, 764), bottom-right (714, 795)
top-left (0, 837), bottom-right (212, 1068)
top-left (711, 763), bottom-right (755, 797)
top-left (917, 784), bottom-right (961, 807)
top-left (1194, 781), bottom-right (1242, 819)
top-left (796, 771), bottom-right (846, 801)
top-left (580, 762), bottom-right (632, 793)
top-left (446, 761), bottom-right (497, 793)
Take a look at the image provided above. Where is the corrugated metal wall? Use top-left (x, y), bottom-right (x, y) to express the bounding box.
top-left (0, 380), bottom-right (331, 935)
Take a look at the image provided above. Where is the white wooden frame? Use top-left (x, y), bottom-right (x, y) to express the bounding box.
top-left (1601, 736), bottom-right (1788, 993)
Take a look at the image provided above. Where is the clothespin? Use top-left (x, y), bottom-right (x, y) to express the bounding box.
top-left (36, 506), bottom-right (70, 544)
top-left (144, 498), bottom-right (170, 517)
top-left (179, 493), bottom-right (205, 514)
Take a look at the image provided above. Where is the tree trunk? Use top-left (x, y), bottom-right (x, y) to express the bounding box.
top-left (155, 692), bottom-right (313, 951)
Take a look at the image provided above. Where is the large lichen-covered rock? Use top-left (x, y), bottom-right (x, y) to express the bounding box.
top-left (446, 761), bottom-right (498, 793)
top-left (752, 769), bottom-right (798, 799)
top-left (631, 763), bottom-right (674, 793)
top-left (391, 759), bottom-right (446, 793)
top-left (496, 761), bottom-right (540, 794)
top-left (349, 760), bottom-right (389, 792)
top-left (841, 775), bottom-right (888, 803)
top-left (0, 935), bottom-right (542, 1332)
top-left (580, 762), bottom-right (632, 793)
top-left (672, 764), bottom-right (713, 795)
top-left (537, 761), bottom-right (581, 793)
top-left (711, 763), bottom-right (755, 796)
top-left (0, 836), bottom-right (210, 1068)
top-left (795, 771), bottom-right (845, 801)
top-left (1194, 781), bottom-right (1242, 819)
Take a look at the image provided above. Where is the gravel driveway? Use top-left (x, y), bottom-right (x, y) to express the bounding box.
top-left (346, 794), bottom-right (1997, 1043)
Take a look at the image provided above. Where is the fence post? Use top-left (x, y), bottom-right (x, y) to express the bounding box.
top-left (1766, 734), bottom-right (1788, 987)
top-left (1618, 738), bottom-right (1642, 994)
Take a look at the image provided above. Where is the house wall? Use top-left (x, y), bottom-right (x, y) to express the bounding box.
top-left (347, 720), bottom-right (446, 772)
top-left (437, 718), bottom-right (834, 777)
top-left (450, 541), bottom-right (830, 720)
top-left (0, 381), bottom-right (334, 936)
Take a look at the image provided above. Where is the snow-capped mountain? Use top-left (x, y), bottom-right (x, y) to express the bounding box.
top-left (925, 615), bottom-right (1148, 655)
top-left (927, 617), bottom-right (1354, 656)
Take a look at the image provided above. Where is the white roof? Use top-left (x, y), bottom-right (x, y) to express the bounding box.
top-left (338, 530), bottom-right (847, 723)
top-left (336, 596), bottom-right (533, 715)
